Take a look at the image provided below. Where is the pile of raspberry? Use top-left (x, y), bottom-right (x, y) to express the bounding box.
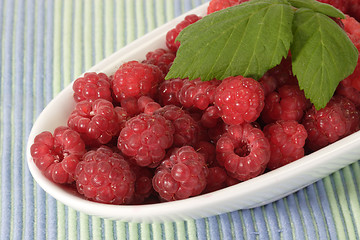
top-left (30, 1), bottom-right (360, 205)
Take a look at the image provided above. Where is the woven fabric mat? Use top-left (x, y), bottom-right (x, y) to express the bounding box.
top-left (1, 0), bottom-right (359, 239)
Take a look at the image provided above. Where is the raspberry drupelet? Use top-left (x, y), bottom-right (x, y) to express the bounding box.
top-left (261, 84), bottom-right (310, 124)
top-left (214, 75), bottom-right (265, 125)
top-left (142, 48), bottom-right (176, 74)
top-left (152, 146), bottom-right (208, 201)
top-left (178, 78), bottom-right (221, 110)
top-left (67, 99), bottom-right (123, 146)
top-left (153, 105), bottom-right (200, 147)
top-left (302, 95), bottom-right (359, 151)
top-left (216, 123), bottom-right (271, 181)
top-left (75, 146), bottom-right (136, 204)
top-left (117, 113), bottom-right (175, 168)
top-left (158, 78), bottom-right (185, 106)
top-left (111, 61), bottom-right (164, 102)
top-left (30, 126), bottom-right (86, 184)
top-left (263, 120), bottom-right (308, 170)
top-left (166, 14), bottom-right (202, 52)
top-left (72, 72), bottom-right (112, 103)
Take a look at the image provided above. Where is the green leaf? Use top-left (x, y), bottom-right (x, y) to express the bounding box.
top-left (288, 0), bottom-right (345, 18)
top-left (291, 8), bottom-right (358, 110)
top-left (166, 0), bottom-right (294, 81)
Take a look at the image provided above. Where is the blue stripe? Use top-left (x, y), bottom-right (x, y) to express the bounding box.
top-left (230, 211), bottom-right (245, 240)
top-left (195, 218), bottom-right (207, 240)
top-left (1, 0), bottom-right (15, 239)
top-left (13, 0), bottom-right (26, 239)
top-left (264, 203), bottom-right (282, 239)
top-left (285, 194), bottom-right (306, 238)
top-left (219, 213), bottom-right (234, 240)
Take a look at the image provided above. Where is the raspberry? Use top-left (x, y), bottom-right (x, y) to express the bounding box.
top-left (166, 14), bottom-right (202, 52)
top-left (67, 99), bottom-right (122, 146)
top-left (178, 78), bottom-right (221, 110)
top-left (204, 166), bottom-right (228, 193)
top-left (117, 113), bottom-right (175, 167)
top-left (153, 105), bottom-right (200, 147)
top-left (332, 95), bottom-right (360, 136)
top-left (216, 123), bottom-right (270, 181)
top-left (111, 61), bottom-right (164, 102)
top-left (137, 96), bottom-right (161, 115)
top-left (158, 78), bottom-right (185, 106)
top-left (75, 146), bottom-right (135, 204)
top-left (195, 141), bottom-right (216, 165)
top-left (214, 76), bottom-right (265, 125)
top-left (200, 105), bottom-right (221, 128)
top-left (341, 16), bottom-right (360, 91)
top-left (207, 0), bottom-right (248, 14)
top-left (261, 84), bottom-right (310, 124)
top-left (302, 96), bottom-right (358, 151)
top-left (72, 72), bottom-right (112, 103)
top-left (152, 146), bottom-right (208, 201)
top-left (30, 126), bottom-right (86, 184)
top-left (346, 1), bottom-right (360, 22)
top-left (263, 120), bottom-right (308, 170)
top-left (336, 81), bottom-right (360, 107)
top-left (128, 162), bottom-right (154, 204)
top-left (142, 48), bottom-right (176, 74)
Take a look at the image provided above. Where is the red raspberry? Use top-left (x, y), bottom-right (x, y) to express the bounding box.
top-left (154, 105), bottom-right (200, 147)
top-left (166, 14), bottom-right (202, 52)
top-left (333, 95), bottom-right (360, 136)
top-left (117, 113), bottom-right (175, 168)
top-left (75, 146), bottom-right (135, 204)
top-left (341, 16), bottom-right (360, 91)
top-left (137, 96), bottom-right (161, 115)
top-left (30, 126), bottom-right (86, 184)
top-left (158, 78), bottom-right (185, 106)
top-left (67, 99), bottom-right (123, 146)
top-left (178, 78), bottom-right (221, 110)
top-left (302, 96), bottom-right (358, 151)
top-left (216, 123), bottom-right (270, 181)
top-left (204, 166), bottom-right (228, 193)
top-left (111, 61), bottom-right (164, 102)
top-left (142, 48), bottom-right (176, 74)
top-left (128, 162), bottom-right (154, 204)
top-left (346, 1), bottom-right (360, 22)
top-left (200, 105), bottom-right (221, 128)
top-left (152, 146), bottom-right (208, 201)
top-left (263, 120), bottom-right (308, 170)
top-left (336, 81), bottom-right (360, 107)
top-left (72, 72), bottom-right (112, 103)
top-left (261, 85), bottom-right (310, 124)
top-left (214, 76), bottom-right (265, 125)
top-left (207, 0), bottom-right (248, 14)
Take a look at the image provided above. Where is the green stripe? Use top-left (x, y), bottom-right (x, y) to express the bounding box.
top-left (343, 165), bottom-right (360, 235)
top-left (104, 0), bottom-right (115, 57)
top-left (128, 222), bottom-right (139, 240)
top-left (91, 216), bottom-right (102, 239)
top-left (186, 220), bottom-right (198, 240)
top-left (313, 184), bottom-right (331, 239)
top-left (52, 0), bottom-right (62, 95)
top-left (125, 0), bottom-right (135, 44)
top-left (335, 171), bottom-right (357, 239)
top-left (83, 0), bottom-right (93, 70)
top-left (57, 202), bottom-right (66, 240)
top-left (68, 208), bottom-right (77, 240)
top-left (63, 0), bottom-right (73, 86)
top-left (140, 223), bottom-right (151, 239)
top-left (104, 219), bottom-right (114, 240)
top-left (80, 213), bottom-right (90, 240)
top-left (324, 176), bottom-right (347, 239)
top-left (261, 207), bottom-right (273, 240)
top-left (164, 222), bottom-right (175, 240)
top-left (151, 222), bottom-right (163, 240)
top-left (116, 221), bottom-right (126, 240)
top-left (136, 0), bottom-right (145, 37)
top-left (94, 0), bottom-right (104, 63)
top-left (73, 0), bottom-right (83, 77)
top-left (145, 1), bottom-right (156, 31)
top-left (116, 0), bottom-right (126, 49)
top-left (157, 0), bottom-right (167, 25)
top-left (175, 221), bottom-right (187, 240)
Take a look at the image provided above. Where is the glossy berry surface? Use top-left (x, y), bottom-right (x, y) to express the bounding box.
top-left (72, 72), bottom-right (112, 103)
top-left (216, 123), bottom-right (270, 181)
top-left (117, 113), bottom-right (175, 167)
top-left (111, 61), bottom-right (164, 102)
top-left (75, 146), bottom-right (135, 204)
top-left (67, 99), bottom-right (122, 146)
top-left (30, 126), bottom-right (86, 184)
top-left (214, 76), bottom-right (265, 125)
top-left (263, 120), bottom-right (308, 170)
top-left (152, 146), bottom-right (208, 201)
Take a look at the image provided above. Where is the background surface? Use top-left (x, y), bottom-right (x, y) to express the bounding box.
top-left (1, 0), bottom-right (360, 239)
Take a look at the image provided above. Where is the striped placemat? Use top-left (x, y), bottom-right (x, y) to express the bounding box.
top-left (1, 0), bottom-right (360, 239)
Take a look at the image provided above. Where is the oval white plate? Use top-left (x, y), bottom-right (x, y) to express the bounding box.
top-left (26, 2), bottom-right (360, 223)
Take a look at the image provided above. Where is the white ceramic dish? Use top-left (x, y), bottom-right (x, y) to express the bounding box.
top-left (26, 2), bottom-right (360, 223)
